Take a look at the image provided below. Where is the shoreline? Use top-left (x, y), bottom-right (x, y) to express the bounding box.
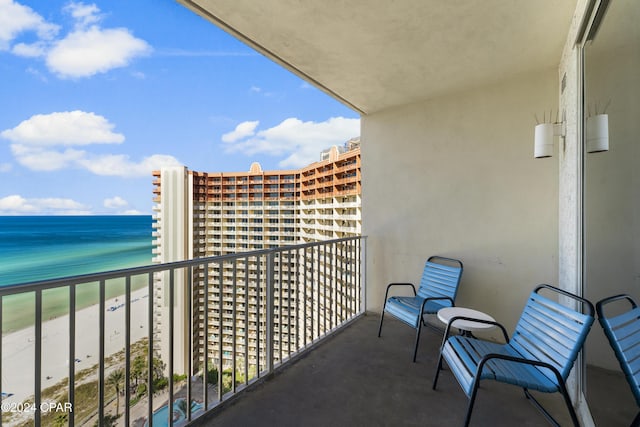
top-left (1, 287), bottom-right (150, 406)
top-left (1, 274), bottom-right (149, 334)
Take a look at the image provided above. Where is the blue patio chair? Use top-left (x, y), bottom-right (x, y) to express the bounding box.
top-left (433, 284), bottom-right (595, 427)
top-left (596, 294), bottom-right (640, 427)
top-left (377, 256), bottom-right (463, 362)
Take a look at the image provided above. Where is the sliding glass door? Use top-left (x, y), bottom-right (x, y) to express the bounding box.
top-left (582, 1), bottom-right (640, 423)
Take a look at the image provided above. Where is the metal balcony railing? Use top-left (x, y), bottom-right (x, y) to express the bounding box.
top-left (0, 236), bottom-right (366, 426)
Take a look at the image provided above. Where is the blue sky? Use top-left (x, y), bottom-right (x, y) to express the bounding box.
top-left (0, 0), bottom-right (360, 215)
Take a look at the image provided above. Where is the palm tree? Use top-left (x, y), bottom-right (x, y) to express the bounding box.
top-left (175, 398), bottom-right (189, 418)
top-left (152, 357), bottom-right (166, 382)
top-left (107, 368), bottom-right (125, 417)
top-left (131, 355), bottom-right (146, 396)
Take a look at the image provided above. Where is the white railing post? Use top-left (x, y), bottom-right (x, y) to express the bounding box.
top-left (124, 277), bottom-right (131, 427)
top-left (361, 236), bottom-right (367, 313)
top-left (98, 280), bottom-right (106, 426)
top-left (265, 250), bottom-right (275, 373)
top-left (68, 285), bottom-right (76, 427)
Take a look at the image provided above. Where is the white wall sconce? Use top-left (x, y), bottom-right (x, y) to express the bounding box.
top-left (586, 113), bottom-right (609, 153)
top-left (586, 101), bottom-right (610, 153)
top-left (534, 119), bottom-right (566, 158)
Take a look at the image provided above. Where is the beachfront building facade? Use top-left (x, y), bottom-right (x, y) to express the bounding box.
top-left (152, 140), bottom-right (361, 374)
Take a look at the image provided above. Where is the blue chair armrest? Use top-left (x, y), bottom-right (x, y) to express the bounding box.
top-left (423, 296), bottom-right (454, 304)
top-left (383, 282), bottom-right (417, 304)
top-left (442, 317), bottom-right (510, 343)
top-left (476, 352), bottom-right (564, 386)
top-left (420, 296), bottom-right (454, 314)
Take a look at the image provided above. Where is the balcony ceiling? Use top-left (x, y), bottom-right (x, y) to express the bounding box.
top-left (178, 0), bottom-right (577, 115)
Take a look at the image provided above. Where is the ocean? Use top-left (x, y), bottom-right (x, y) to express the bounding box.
top-left (0, 215), bottom-right (153, 286)
top-left (0, 215), bottom-right (153, 332)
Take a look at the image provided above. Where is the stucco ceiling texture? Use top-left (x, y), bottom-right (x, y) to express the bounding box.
top-left (181, 0), bottom-right (577, 115)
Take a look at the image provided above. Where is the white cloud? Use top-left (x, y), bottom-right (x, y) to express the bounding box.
top-left (0, 162), bottom-right (12, 172)
top-left (0, 194), bottom-right (89, 215)
top-left (1, 1), bottom-right (149, 79)
top-left (47, 26), bottom-right (151, 78)
top-left (104, 196), bottom-right (128, 208)
top-left (64, 2), bottom-right (101, 29)
top-left (11, 41), bottom-right (46, 57)
top-left (121, 209), bottom-right (143, 215)
top-left (77, 153), bottom-right (182, 177)
top-left (0, 0), bottom-right (59, 50)
top-left (1, 110), bottom-right (124, 146)
top-left (157, 48), bottom-right (255, 58)
top-left (25, 66), bottom-right (47, 81)
top-left (1, 110), bottom-right (181, 176)
top-left (9, 147), bottom-right (86, 171)
top-left (249, 85), bottom-right (276, 98)
top-left (222, 121), bottom-right (259, 143)
top-left (221, 117), bottom-right (360, 168)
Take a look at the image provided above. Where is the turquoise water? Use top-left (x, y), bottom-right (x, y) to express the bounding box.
top-left (0, 216), bottom-right (153, 286)
top-left (145, 399), bottom-right (204, 427)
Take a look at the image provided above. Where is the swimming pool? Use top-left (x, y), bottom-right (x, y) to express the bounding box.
top-left (144, 398), bottom-right (203, 427)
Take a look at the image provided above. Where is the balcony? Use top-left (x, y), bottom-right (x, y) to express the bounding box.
top-left (188, 315), bottom-right (632, 427)
top-left (2, 235), bottom-right (630, 427)
top-left (0, 237), bottom-right (365, 426)
top-left (2, 1), bottom-right (636, 424)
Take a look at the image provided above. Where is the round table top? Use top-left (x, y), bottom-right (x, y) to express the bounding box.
top-left (437, 307), bottom-right (496, 331)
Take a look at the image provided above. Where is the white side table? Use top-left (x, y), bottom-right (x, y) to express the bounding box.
top-left (437, 307), bottom-right (496, 337)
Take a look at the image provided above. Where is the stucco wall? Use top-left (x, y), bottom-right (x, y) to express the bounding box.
top-left (362, 69), bottom-right (559, 336)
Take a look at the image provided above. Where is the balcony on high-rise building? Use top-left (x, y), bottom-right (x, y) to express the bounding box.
top-left (1, 0), bottom-right (639, 426)
top-left (0, 234), bottom-right (633, 426)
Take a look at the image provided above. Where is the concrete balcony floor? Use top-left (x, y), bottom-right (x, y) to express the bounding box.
top-left (193, 314), bottom-right (636, 427)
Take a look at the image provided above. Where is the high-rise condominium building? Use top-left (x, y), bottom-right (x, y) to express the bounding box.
top-left (151, 139), bottom-right (361, 374)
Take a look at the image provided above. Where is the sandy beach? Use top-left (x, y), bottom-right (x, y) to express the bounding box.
top-left (1, 288), bottom-right (149, 406)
